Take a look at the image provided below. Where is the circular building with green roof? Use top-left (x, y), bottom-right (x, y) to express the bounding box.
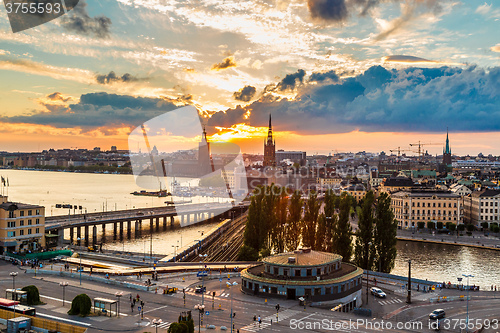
top-left (241, 248), bottom-right (363, 309)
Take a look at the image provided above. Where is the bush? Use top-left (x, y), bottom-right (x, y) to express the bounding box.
top-left (168, 322), bottom-right (189, 333)
top-left (466, 224), bottom-right (475, 232)
top-left (447, 223), bottom-right (456, 232)
top-left (427, 221), bottom-right (435, 230)
top-left (68, 294), bottom-right (92, 317)
top-left (492, 226), bottom-right (500, 233)
top-left (481, 222), bottom-right (489, 230)
top-left (417, 222), bottom-right (425, 229)
top-left (436, 222), bottom-right (443, 230)
top-left (178, 312), bottom-right (194, 333)
top-left (21, 285), bottom-right (41, 305)
top-left (457, 224), bottom-right (466, 231)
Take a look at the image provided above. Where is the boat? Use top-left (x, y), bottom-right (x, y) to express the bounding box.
top-left (131, 190), bottom-right (171, 197)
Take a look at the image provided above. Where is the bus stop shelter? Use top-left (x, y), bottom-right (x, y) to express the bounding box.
top-left (93, 298), bottom-right (118, 317)
top-left (5, 289), bottom-right (27, 303)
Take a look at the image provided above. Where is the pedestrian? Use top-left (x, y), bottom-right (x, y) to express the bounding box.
top-left (374, 278), bottom-right (377, 286)
top-left (258, 315), bottom-right (261, 327)
top-left (253, 315), bottom-right (256, 326)
top-left (496, 286), bottom-right (497, 292)
top-left (417, 284), bottom-right (420, 291)
top-left (492, 285), bottom-right (494, 291)
top-left (131, 302), bottom-right (134, 312)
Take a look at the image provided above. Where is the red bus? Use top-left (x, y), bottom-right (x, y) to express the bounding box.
top-left (0, 297), bottom-right (36, 316)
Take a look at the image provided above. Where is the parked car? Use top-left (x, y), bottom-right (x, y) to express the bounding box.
top-left (429, 309), bottom-right (446, 320)
top-left (370, 287), bottom-right (386, 298)
top-left (195, 285), bottom-right (206, 293)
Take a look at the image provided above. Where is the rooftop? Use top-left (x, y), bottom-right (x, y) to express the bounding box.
top-left (0, 202), bottom-right (43, 211)
top-left (392, 190), bottom-right (459, 198)
top-left (472, 189), bottom-right (500, 198)
top-left (262, 249), bottom-right (341, 267)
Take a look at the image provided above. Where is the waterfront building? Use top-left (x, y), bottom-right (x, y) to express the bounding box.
top-left (463, 189), bottom-right (500, 227)
top-left (0, 196), bottom-right (45, 254)
top-left (344, 184), bottom-right (366, 202)
top-left (241, 248), bottom-right (363, 310)
top-left (391, 190), bottom-right (462, 229)
top-left (263, 114), bottom-right (276, 167)
top-left (379, 176), bottom-right (414, 194)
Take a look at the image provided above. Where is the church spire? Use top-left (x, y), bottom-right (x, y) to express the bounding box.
top-left (267, 113), bottom-right (273, 143)
top-left (445, 127), bottom-right (451, 154)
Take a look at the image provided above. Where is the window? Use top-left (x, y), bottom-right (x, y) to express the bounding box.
top-left (433, 203), bottom-right (436, 207)
top-left (7, 231), bottom-right (15, 237)
top-left (20, 211), bottom-right (24, 217)
top-left (36, 209), bottom-right (40, 215)
top-left (315, 288), bottom-right (322, 295)
top-left (28, 210), bottom-right (32, 216)
top-left (28, 229), bottom-right (32, 235)
top-left (295, 269), bottom-right (301, 277)
top-left (8, 211), bottom-right (15, 218)
top-left (7, 221), bottom-right (16, 228)
top-left (36, 219), bottom-right (40, 225)
top-left (28, 219), bottom-right (32, 225)
top-left (284, 269), bottom-right (288, 277)
top-left (317, 268), bottom-right (321, 276)
top-left (20, 220), bottom-right (24, 226)
top-left (306, 269), bottom-right (312, 276)
top-left (438, 203), bottom-right (441, 207)
top-left (36, 228), bottom-right (40, 234)
top-left (20, 230), bottom-right (24, 236)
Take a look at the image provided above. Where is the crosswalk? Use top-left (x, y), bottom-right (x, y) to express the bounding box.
top-left (183, 287), bottom-right (230, 297)
top-left (145, 319), bottom-right (171, 330)
top-left (378, 298), bottom-right (403, 306)
top-left (240, 309), bottom-right (301, 332)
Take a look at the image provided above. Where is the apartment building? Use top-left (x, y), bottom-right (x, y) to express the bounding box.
top-left (391, 190), bottom-right (462, 229)
top-left (0, 196), bottom-right (45, 255)
top-left (463, 189), bottom-right (500, 227)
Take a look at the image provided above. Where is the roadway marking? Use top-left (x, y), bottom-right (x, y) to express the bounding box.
top-left (37, 312), bottom-right (92, 327)
top-left (137, 304), bottom-right (170, 315)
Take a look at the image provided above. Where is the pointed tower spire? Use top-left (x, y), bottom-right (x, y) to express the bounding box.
top-left (445, 127), bottom-right (450, 154)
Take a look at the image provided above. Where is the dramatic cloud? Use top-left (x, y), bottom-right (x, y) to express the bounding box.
top-left (307, 0), bottom-right (348, 22)
top-left (46, 92), bottom-right (72, 102)
top-left (211, 56), bottom-right (237, 71)
top-left (209, 65), bottom-right (500, 134)
top-left (233, 86), bottom-right (257, 102)
top-left (1, 92), bottom-right (184, 131)
top-left (309, 70), bottom-right (340, 83)
top-left (61, 0), bottom-right (112, 38)
top-left (276, 69), bottom-right (306, 91)
top-left (95, 71), bottom-right (141, 85)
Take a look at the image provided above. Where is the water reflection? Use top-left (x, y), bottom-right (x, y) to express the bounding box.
top-left (392, 240), bottom-right (499, 289)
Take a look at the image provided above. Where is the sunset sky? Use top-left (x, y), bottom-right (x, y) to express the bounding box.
top-left (0, 0), bottom-right (499, 155)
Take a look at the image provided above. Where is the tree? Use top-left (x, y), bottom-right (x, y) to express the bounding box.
top-left (466, 224), bottom-right (475, 232)
top-left (436, 221), bottom-right (443, 230)
top-left (67, 294), bottom-right (91, 317)
top-left (457, 224), bottom-right (466, 232)
top-left (302, 192), bottom-right (320, 249)
top-left (270, 190), bottom-right (288, 253)
top-left (243, 188), bottom-right (264, 251)
top-left (481, 222), bottom-right (489, 230)
top-left (237, 245), bottom-right (259, 261)
top-left (332, 194), bottom-right (353, 262)
top-left (492, 225), bottom-right (500, 233)
top-left (285, 191), bottom-right (302, 252)
top-left (374, 192), bottom-right (397, 273)
top-left (323, 190), bottom-right (337, 252)
top-left (316, 214), bottom-right (327, 251)
top-left (21, 285), bottom-right (41, 305)
top-left (447, 223), bottom-right (456, 232)
top-left (427, 221), bottom-right (436, 230)
top-left (417, 222), bottom-right (425, 229)
top-left (354, 191), bottom-right (375, 270)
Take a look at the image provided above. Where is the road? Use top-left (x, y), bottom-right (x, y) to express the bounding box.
top-left (1, 260), bottom-right (499, 332)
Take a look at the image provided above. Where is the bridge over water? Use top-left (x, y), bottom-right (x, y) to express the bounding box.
top-left (45, 202), bottom-right (249, 248)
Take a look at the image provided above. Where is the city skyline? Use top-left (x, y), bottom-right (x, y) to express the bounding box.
top-left (0, 0), bottom-right (499, 154)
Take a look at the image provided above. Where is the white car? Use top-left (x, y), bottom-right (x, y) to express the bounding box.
top-left (370, 287), bottom-right (387, 298)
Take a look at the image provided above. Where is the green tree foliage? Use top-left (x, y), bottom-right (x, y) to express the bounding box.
top-left (354, 191), bottom-right (375, 270)
top-left (243, 191), bottom-right (263, 251)
top-left (427, 221), bottom-right (436, 230)
top-left (237, 245), bottom-right (259, 261)
top-left (270, 191), bottom-right (288, 253)
top-left (316, 214), bottom-right (327, 251)
top-left (374, 192), bottom-right (398, 273)
top-left (436, 221), bottom-right (443, 229)
top-left (67, 294), bottom-right (92, 317)
top-left (417, 222), bottom-right (425, 229)
top-left (457, 224), bottom-right (466, 231)
top-left (177, 312), bottom-right (194, 333)
top-left (492, 226), bottom-right (500, 233)
top-left (481, 222), bottom-right (489, 229)
top-left (168, 322), bottom-right (189, 333)
top-left (302, 192), bottom-right (320, 249)
top-left (323, 190), bottom-right (338, 252)
top-left (21, 285), bottom-right (41, 305)
top-left (332, 193), bottom-right (353, 262)
top-left (466, 224), bottom-right (475, 232)
top-left (447, 223), bottom-right (456, 232)
top-left (285, 190), bottom-right (302, 251)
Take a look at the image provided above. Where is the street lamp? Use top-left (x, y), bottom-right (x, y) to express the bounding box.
top-left (115, 291), bottom-right (123, 317)
top-left (194, 304), bottom-right (205, 333)
top-left (10, 272), bottom-right (18, 290)
top-left (407, 259), bottom-right (412, 304)
top-left (59, 282), bottom-right (68, 306)
top-left (199, 254), bottom-right (208, 306)
top-left (463, 274), bottom-right (474, 332)
top-left (226, 281), bottom-right (238, 333)
top-left (152, 318), bottom-right (162, 333)
top-left (172, 245), bottom-right (179, 262)
top-left (366, 242), bottom-right (372, 305)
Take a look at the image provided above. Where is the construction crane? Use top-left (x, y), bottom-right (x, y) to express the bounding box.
top-left (389, 147), bottom-right (412, 157)
top-left (409, 141), bottom-right (442, 158)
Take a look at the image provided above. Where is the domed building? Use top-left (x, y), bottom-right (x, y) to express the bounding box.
top-left (241, 248), bottom-right (363, 310)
